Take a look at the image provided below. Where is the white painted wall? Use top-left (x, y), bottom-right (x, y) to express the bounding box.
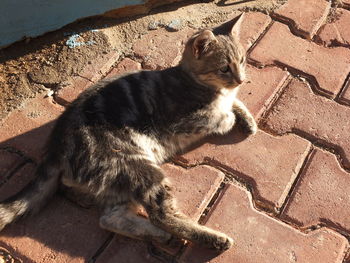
top-left (0, 0), bottom-right (143, 47)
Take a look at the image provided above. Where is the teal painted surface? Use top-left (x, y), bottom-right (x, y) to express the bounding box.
top-left (0, 0), bottom-right (144, 47)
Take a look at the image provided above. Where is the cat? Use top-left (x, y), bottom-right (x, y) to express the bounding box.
top-left (0, 13), bottom-right (256, 252)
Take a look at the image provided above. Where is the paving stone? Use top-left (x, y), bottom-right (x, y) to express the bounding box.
top-left (263, 79), bottom-right (350, 169)
top-left (162, 164), bottom-right (224, 221)
top-left (95, 237), bottom-right (161, 263)
top-left (282, 148), bottom-right (350, 232)
top-left (105, 58), bottom-right (142, 78)
top-left (273, 0), bottom-right (330, 39)
top-left (339, 80), bottom-right (350, 105)
top-left (55, 51), bottom-right (119, 106)
top-left (250, 22), bottom-right (350, 97)
top-left (0, 150), bottom-right (30, 201)
top-left (95, 165), bottom-right (224, 260)
top-left (181, 184), bottom-right (348, 263)
top-left (133, 28), bottom-right (195, 70)
top-left (0, 151), bottom-right (25, 179)
top-left (181, 130), bottom-right (311, 211)
top-left (55, 76), bottom-right (92, 106)
top-left (0, 196), bottom-right (109, 263)
top-left (317, 9), bottom-right (350, 46)
top-left (0, 95), bottom-right (64, 161)
top-left (238, 12), bottom-right (272, 51)
top-left (238, 65), bottom-right (289, 119)
top-left (79, 51), bottom-right (119, 82)
top-left (0, 162), bottom-right (36, 202)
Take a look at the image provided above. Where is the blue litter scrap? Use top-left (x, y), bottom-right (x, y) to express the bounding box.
top-left (64, 28), bottom-right (99, 48)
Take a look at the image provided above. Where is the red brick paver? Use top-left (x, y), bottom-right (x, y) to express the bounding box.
top-left (0, 151), bottom-right (25, 180)
top-left (273, 0), bottom-right (330, 39)
top-left (262, 79), bottom-right (350, 169)
top-left (55, 77), bottom-right (91, 106)
top-left (55, 51), bottom-right (119, 106)
top-left (249, 22), bottom-right (350, 97)
top-left (317, 9), bottom-right (350, 47)
top-left (133, 28), bottom-right (195, 70)
top-left (0, 162), bottom-right (36, 202)
top-left (181, 184), bottom-right (348, 263)
top-left (163, 164), bottom-right (224, 220)
top-left (182, 130), bottom-right (311, 211)
top-left (340, 80), bottom-right (350, 105)
top-left (239, 65), bottom-right (289, 119)
top-left (55, 57), bottom-right (141, 106)
top-left (105, 58), bottom-right (142, 78)
top-left (0, 151), bottom-right (31, 201)
top-left (282, 149), bottom-right (350, 232)
top-left (0, 95), bottom-right (64, 161)
top-left (239, 12), bottom-right (272, 51)
top-left (78, 51), bottom-right (119, 82)
top-left (95, 237), bottom-right (160, 263)
top-left (0, 197), bottom-right (109, 263)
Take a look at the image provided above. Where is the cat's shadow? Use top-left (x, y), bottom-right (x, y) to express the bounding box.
top-left (184, 125), bottom-right (251, 154)
top-left (0, 121), bottom-right (249, 262)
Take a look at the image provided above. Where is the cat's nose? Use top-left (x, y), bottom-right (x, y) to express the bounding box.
top-left (237, 75), bottom-right (245, 84)
top-left (237, 78), bottom-right (244, 84)
top-left (237, 72), bottom-right (246, 84)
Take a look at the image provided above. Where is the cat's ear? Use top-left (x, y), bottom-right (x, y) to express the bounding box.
top-left (230, 13), bottom-right (245, 37)
top-left (192, 30), bottom-right (217, 59)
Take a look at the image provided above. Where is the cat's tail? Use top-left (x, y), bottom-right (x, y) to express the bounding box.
top-left (0, 159), bottom-right (62, 231)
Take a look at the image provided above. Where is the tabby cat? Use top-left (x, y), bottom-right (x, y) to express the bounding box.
top-left (0, 13), bottom-right (256, 251)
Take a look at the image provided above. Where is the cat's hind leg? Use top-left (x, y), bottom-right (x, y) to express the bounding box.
top-left (99, 202), bottom-right (174, 245)
top-left (131, 164), bottom-right (233, 251)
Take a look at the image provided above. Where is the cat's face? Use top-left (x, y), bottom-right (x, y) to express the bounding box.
top-left (181, 14), bottom-right (246, 90)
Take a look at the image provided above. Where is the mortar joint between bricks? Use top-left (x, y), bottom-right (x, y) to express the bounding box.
top-left (277, 146), bottom-right (315, 216)
top-left (276, 218), bottom-right (350, 253)
top-left (257, 73), bottom-right (293, 125)
top-left (88, 233), bottom-right (115, 263)
top-left (0, 146), bottom-right (35, 163)
top-left (269, 63), bottom-right (338, 100)
top-left (342, 246), bottom-right (350, 263)
top-left (269, 13), bottom-right (313, 40)
top-left (293, 132), bottom-right (350, 173)
top-left (257, 75), bottom-right (293, 128)
top-left (246, 19), bottom-right (275, 55)
top-left (258, 121), bottom-right (350, 174)
top-left (147, 242), bottom-right (178, 263)
top-left (201, 160), bottom-right (281, 216)
top-left (336, 72), bottom-right (350, 106)
top-left (75, 73), bottom-right (94, 83)
top-left (0, 159), bottom-right (32, 189)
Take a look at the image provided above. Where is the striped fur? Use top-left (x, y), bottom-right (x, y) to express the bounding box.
top-left (0, 14), bottom-right (256, 251)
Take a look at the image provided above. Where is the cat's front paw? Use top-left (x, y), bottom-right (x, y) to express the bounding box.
top-left (212, 234), bottom-right (234, 251)
top-left (239, 117), bottom-right (257, 135)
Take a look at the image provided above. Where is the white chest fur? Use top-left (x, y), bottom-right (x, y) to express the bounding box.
top-left (206, 87), bottom-right (239, 135)
top-left (215, 88), bottom-right (239, 113)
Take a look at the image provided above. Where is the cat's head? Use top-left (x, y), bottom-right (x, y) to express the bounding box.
top-left (180, 14), bottom-right (246, 90)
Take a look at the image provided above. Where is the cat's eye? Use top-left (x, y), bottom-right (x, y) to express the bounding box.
top-left (219, 65), bottom-right (230, 73)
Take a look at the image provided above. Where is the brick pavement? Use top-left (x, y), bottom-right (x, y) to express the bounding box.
top-left (1, 1), bottom-right (350, 262)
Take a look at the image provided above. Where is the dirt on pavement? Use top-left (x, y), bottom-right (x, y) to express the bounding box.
top-left (0, 0), bottom-right (286, 121)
